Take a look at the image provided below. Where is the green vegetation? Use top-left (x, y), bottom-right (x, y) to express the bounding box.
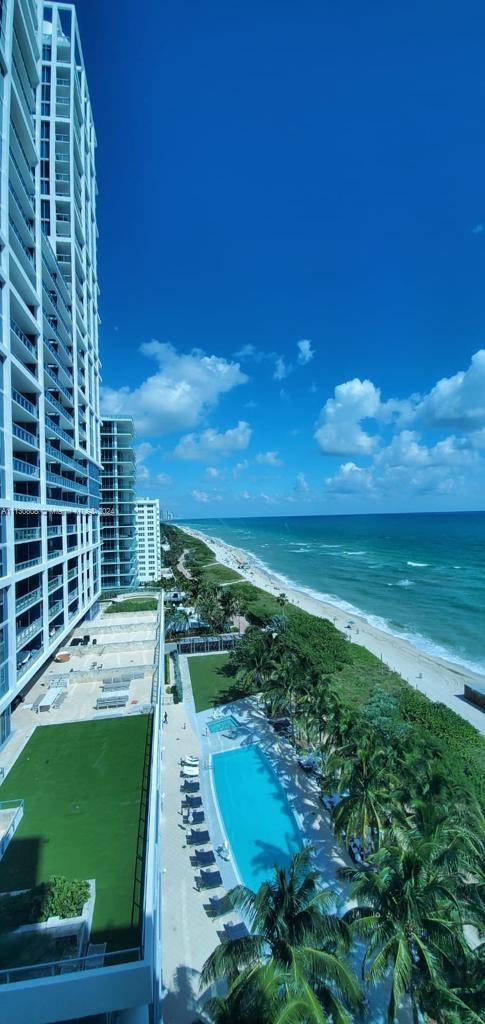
top-left (0, 717), bottom-right (151, 952)
top-left (202, 562), bottom-right (243, 585)
top-left (202, 620), bottom-right (484, 1022)
top-left (106, 597), bottom-right (157, 613)
top-left (187, 653), bottom-right (235, 711)
top-left (0, 877), bottom-right (90, 934)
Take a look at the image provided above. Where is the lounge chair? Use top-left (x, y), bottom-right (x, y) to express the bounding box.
top-left (195, 868), bottom-right (222, 891)
top-left (181, 779), bottom-right (199, 793)
top-left (181, 765), bottom-right (199, 778)
top-left (182, 754), bottom-right (199, 765)
top-left (187, 828), bottom-right (210, 845)
top-left (184, 809), bottom-right (205, 826)
top-left (206, 893), bottom-right (231, 917)
top-left (223, 921), bottom-right (250, 941)
top-left (182, 794), bottom-right (202, 809)
top-left (191, 847), bottom-right (216, 866)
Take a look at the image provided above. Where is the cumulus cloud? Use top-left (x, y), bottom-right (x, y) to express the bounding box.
top-left (315, 378), bottom-right (382, 455)
top-left (297, 339), bottom-right (315, 365)
top-left (174, 421), bottom-right (252, 461)
top-left (101, 341), bottom-right (248, 437)
top-left (416, 350), bottom-right (485, 432)
top-left (206, 467), bottom-right (222, 478)
top-left (191, 489), bottom-right (210, 503)
top-left (273, 357), bottom-right (289, 381)
top-left (233, 460), bottom-right (249, 476)
top-left (325, 462), bottom-right (375, 494)
top-left (256, 450), bottom-right (283, 466)
top-left (296, 472), bottom-right (309, 491)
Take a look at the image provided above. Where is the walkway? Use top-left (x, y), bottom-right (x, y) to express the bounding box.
top-left (161, 699), bottom-right (227, 1023)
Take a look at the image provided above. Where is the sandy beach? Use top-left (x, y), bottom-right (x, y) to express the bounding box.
top-left (178, 525), bottom-right (485, 736)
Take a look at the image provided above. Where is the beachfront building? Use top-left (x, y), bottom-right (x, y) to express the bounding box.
top-left (0, 0), bottom-right (101, 750)
top-left (100, 417), bottom-right (138, 591)
top-left (135, 497), bottom-right (161, 583)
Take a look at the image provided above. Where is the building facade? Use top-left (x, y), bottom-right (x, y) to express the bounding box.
top-left (100, 417), bottom-right (138, 591)
top-left (135, 497), bottom-right (161, 583)
top-left (0, 0), bottom-right (101, 749)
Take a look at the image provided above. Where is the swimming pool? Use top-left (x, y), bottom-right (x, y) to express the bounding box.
top-left (212, 745), bottom-right (302, 890)
top-left (208, 715), bottom-right (239, 733)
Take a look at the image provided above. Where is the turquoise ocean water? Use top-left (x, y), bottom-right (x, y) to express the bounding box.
top-left (181, 512), bottom-right (485, 675)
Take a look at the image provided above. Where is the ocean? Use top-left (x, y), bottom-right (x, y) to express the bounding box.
top-left (180, 512), bottom-right (485, 675)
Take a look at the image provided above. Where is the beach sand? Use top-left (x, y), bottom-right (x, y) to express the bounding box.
top-left (178, 525), bottom-right (485, 736)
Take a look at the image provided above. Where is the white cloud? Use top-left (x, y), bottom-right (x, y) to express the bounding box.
top-left (206, 466), bottom-right (221, 478)
top-left (156, 473), bottom-right (172, 486)
top-left (256, 451), bottom-right (283, 466)
top-left (191, 489), bottom-right (210, 503)
top-left (315, 378), bottom-right (381, 455)
top-left (233, 460), bottom-right (249, 476)
top-left (416, 350), bottom-right (485, 432)
top-left (296, 472), bottom-right (309, 491)
top-left (297, 339), bottom-right (315, 365)
top-left (325, 462), bottom-right (375, 494)
top-left (174, 421), bottom-right (252, 461)
top-left (273, 357), bottom-right (289, 381)
top-left (101, 341), bottom-right (248, 437)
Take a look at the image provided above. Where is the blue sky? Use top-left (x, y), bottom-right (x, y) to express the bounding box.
top-left (76, 0), bottom-right (485, 517)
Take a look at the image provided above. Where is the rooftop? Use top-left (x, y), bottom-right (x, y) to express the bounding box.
top-left (0, 716), bottom-right (151, 967)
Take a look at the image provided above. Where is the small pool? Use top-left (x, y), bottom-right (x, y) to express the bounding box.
top-left (212, 745), bottom-right (302, 890)
top-left (208, 715), bottom-right (239, 733)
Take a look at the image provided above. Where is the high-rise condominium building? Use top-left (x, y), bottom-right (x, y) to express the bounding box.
top-left (0, 0), bottom-right (101, 749)
top-left (100, 417), bottom-right (138, 591)
top-left (135, 497), bottom-right (161, 583)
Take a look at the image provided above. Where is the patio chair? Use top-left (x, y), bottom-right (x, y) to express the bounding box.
top-left (184, 808), bottom-right (205, 826)
top-left (191, 847), bottom-right (216, 866)
top-left (205, 893), bottom-right (231, 917)
top-left (223, 921), bottom-right (250, 941)
top-left (195, 868), bottom-right (222, 891)
top-left (187, 828), bottom-right (210, 845)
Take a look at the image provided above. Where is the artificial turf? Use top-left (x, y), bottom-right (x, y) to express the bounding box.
top-left (187, 653), bottom-right (236, 711)
top-left (0, 716), bottom-right (151, 953)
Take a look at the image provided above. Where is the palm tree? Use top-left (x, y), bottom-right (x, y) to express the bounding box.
top-left (343, 834), bottom-right (471, 1023)
top-left (230, 627), bottom-right (277, 694)
top-left (201, 846), bottom-right (360, 1024)
top-left (326, 732), bottom-right (398, 849)
top-left (277, 592), bottom-right (289, 610)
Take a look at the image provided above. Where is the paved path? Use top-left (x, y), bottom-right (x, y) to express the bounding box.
top-left (161, 700), bottom-right (226, 1023)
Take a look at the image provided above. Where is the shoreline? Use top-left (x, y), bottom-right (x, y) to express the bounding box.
top-left (178, 524), bottom-right (485, 736)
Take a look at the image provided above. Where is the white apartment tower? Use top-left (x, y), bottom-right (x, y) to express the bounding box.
top-left (135, 497), bottom-right (161, 583)
top-left (0, 0), bottom-right (101, 749)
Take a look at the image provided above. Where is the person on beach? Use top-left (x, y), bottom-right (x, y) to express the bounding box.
top-left (163, 711), bottom-right (168, 724)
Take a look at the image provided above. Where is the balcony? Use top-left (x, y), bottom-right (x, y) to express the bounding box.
top-left (48, 576), bottom-right (63, 594)
top-left (15, 555), bottom-right (41, 572)
top-left (47, 525), bottom-right (62, 537)
top-left (45, 415), bottom-right (73, 446)
top-left (46, 471), bottom-right (87, 493)
top-left (46, 444), bottom-right (84, 474)
top-left (45, 392), bottom-right (74, 425)
top-left (9, 216), bottom-right (36, 284)
top-left (44, 364), bottom-right (73, 404)
top-left (12, 388), bottom-right (37, 419)
top-left (16, 587), bottom-right (42, 614)
top-left (11, 318), bottom-right (37, 360)
top-left (13, 457), bottom-right (39, 478)
top-left (67, 567), bottom-right (78, 582)
top-left (12, 423), bottom-right (38, 450)
top-left (17, 646), bottom-right (43, 677)
top-left (9, 182), bottom-right (35, 242)
top-left (44, 339), bottom-right (74, 383)
top-left (48, 600), bottom-right (64, 619)
top-left (10, 152), bottom-right (35, 216)
top-left (15, 527), bottom-right (41, 542)
top-left (16, 618), bottom-right (43, 650)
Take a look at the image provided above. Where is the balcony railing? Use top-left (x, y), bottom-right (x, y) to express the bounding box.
top-left (9, 183), bottom-right (34, 236)
top-left (9, 216), bottom-right (35, 265)
top-left (16, 588), bottom-right (42, 614)
top-left (11, 318), bottom-right (37, 357)
top-left (17, 647), bottom-right (43, 678)
top-left (47, 525), bottom-right (62, 537)
top-left (15, 556), bottom-right (41, 572)
top-left (16, 619), bottom-right (43, 650)
top-left (15, 527), bottom-right (41, 541)
top-left (48, 576), bottom-right (63, 594)
top-left (45, 393), bottom-right (74, 424)
top-left (12, 388), bottom-right (37, 416)
top-left (44, 339), bottom-right (73, 382)
top-left (10, 152), bottom-right (35, 213)
top-left (45, 415), bottom-right (73, 445)
top-left (13, 457), bottom-right (39, 478)
top-left (48, 600), bottom-right (64, 619)
top-left (47, 471), bottom-right (87, 493)
top-left (12, 424), bottom-right (38, 447)
top-left (44, 365), bottom-right (73, 404)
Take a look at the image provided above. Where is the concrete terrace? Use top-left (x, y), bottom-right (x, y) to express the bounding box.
top-left (1, 607), bottom-right (157, 779)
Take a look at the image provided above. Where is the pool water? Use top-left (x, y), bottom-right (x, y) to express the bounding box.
top-left (212, 745), bottom-right (302, 890)
top-left (208, 715), bottom-right (239, 733)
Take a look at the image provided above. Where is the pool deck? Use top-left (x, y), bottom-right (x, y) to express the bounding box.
top-left (161, 656), bottom-right (353, 1022)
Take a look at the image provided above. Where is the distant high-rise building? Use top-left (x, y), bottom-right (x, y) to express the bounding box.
top-left (100, 417), bottom-right (138, 590)
top-left (135, 497), bottom-right (161, 583)
top-left (0, 0), bottom-right (101, 749)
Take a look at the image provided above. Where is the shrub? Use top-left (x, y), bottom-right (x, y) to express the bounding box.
top-left (40, 877), bottom-right (90, 920)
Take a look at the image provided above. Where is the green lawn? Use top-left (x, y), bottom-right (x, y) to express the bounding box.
top-left (187, 653), bottom-right (240, 711)
top-left (0, 717), bottom-right (151, 953)
top-left (106, 597), bottom-right (157, 613)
